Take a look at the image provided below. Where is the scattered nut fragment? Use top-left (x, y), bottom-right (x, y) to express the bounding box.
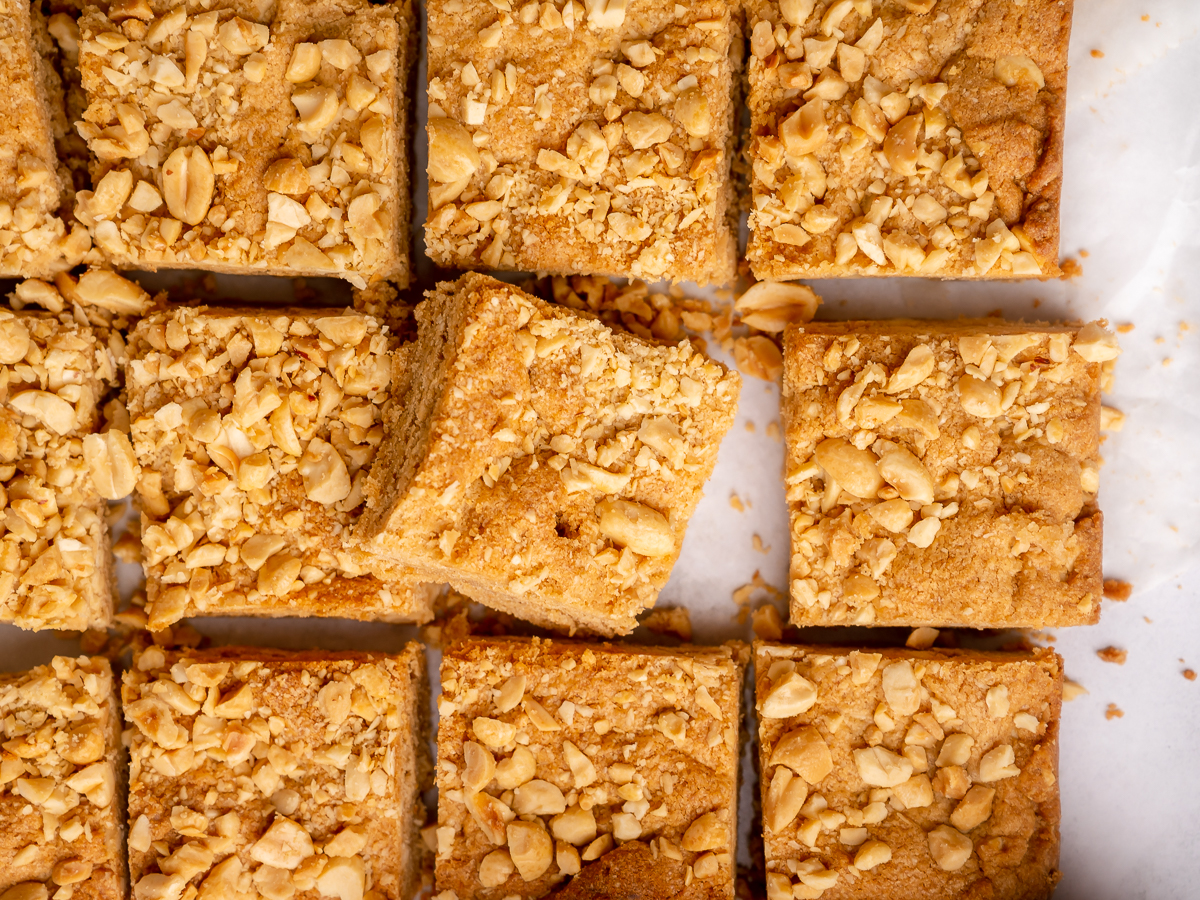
top-left (735, 283), bottom-right (820, 332)
top-left (84, 431), bottom-right (139, 499)
top-left (977, 744), bottom-right (1021, 782)
top-left (472, 717), bottom-right (516, 748)
top-left (905, 627), bottom-right (939, 650)
top-left (853, 746), bottom-right (913, 787)
top-left (950, 785), bottom-right (996, 832)
top-left (507, 820), bottom-right (553, 881)
top-left (681, 812), bottom-right (725, 852)
top-left (854, 839), bottom-right (892, 871)
top-left (761, 671), bottom-right (818, 718)
top-left (428, 117), bottom-right (482, 183)
top-left (1102, 579), bottom-right (1132, 601)
top-left (927, 824), bottom-right (973, 871)
top-left (596, 499), bottom-right (674, 557)
top-left (764, 767), bottom-right (808, 833)
top-left (1062, 679), bottom-right (1088, 701)
top-left (1096, 646), bottom-right (1127, 665)
top-left (815, 438), bottom-right (882, 499)
top-left (770, 726), bottom-right (832, 783)
top-left (162, 146), bottom-right (214, 226)
top-left (478, 849), bottom-right (514, 887)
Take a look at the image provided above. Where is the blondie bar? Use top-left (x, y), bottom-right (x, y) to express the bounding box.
top-left (0, 0), bottom-right (91, 278)
top-left (357, 273), bottom-right (740, 636)
top-left (745, 0), bottom-right (1071, 280)
top-left (123, 644), bottom-right (430, 900)
top-left (782, 320), bottom-right (1115, 628)
top-left (0, 656), bottom-right (124, 899)
top-left (435, 637), bottom-right (744, 899)
top-left (755, 643), bottom-right (1062, 900)
top-left (74, 0), bottom-right (415, 287)
top-left (424, 0), bottom-right (740, 285)
top-left (125, 306), bottom-right (436, 630)
top-left (0, 309), bottom-right (120, 631)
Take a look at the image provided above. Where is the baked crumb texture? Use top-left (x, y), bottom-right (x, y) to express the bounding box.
top-left (745, 0), bottom-right (1071, 280)
top-left (755, 643), bottom-right (1062, 900)
top-left (358, 273), bottom-right (740, 637)
top-left (74, 0), bottom-right (415, 288)
top-left (0, 0), bottom-right (92, 278)
top-left (424, 0), bottom-right (740, 286)
top-left (783, 320), bottom-right (1115, 629)
top-left (435, 637), bottom-right (744, 900)
top-left (123, 644), bottom-right (430, 900)
top-left (125, 306), bottom-right (436, 630)
top-left (0, 656), bottom-right (125, 899)
top-left (0, 309), bottom-right (119, 631)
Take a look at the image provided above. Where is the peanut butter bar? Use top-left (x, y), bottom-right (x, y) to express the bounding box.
top-left (0, 309), bottom-right (119, 631)
top-left (755, 643), bottom-right (1062, 900)
top-left (782, 320), bottom-right (1116, 629)
top-left (745, 0), bottom-right (1071, 280)
top-left (125, 306), bottom-right (436, 630)
top-left (435, 637), bottom-right (744, 899)
top-left (358, 273), bottom-right (740, 637)
top-left (75, 0), bottom-right (415, 288)
top-left (424, 0), bottom-right (740, 285)
top-left (123, 644), bottom-right (430, 900)
top-left (0, 656), bottom-right (125, 899)
top-left (0, 0), bottom-right (92, 278)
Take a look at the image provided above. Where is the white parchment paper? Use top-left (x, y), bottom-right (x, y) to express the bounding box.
top-left (1, 2), bottom-right (1197, 897)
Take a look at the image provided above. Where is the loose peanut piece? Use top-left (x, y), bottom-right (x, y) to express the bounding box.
top-left (770, 726), bottom-right (832, 783)
top-left (507, 820), bottom-right (553, 881)
top-left (928, 824), bottom-right (973, 871)
top-left (471, 717), bottom-right (515, 749)
top-left (764, 767), bottom-right (808, 833)
top-left (761, 671), bottom-right (818, 718)
top-left (735, 282), bottom-right (820, 332)
top-left (596, 499), bottom-right (674, 557)
top-left (878, 447), bottom-right (935, 505)
top-left (815, 438), bottom-right (883, 499)
top-left (881, 661), bottom-right (920, 716)
top-left (681, 812), bottom-right (725, 852)
top-left (462, 741), bottom-right (496, 792)
top-left (978, 744), bottom-right (1020, 782)
top-left (427, 118), bottom-right (481, 183)
top-left (950, 785), bottom-right (996, 831)
top-left (854, 839), bottom-right (892, 871)
top-left (937, 733), bottom-right (975, 768)
top-left (853, 746), bottom-right (913, 787)
top-left (83, 430), bottom-right (139, 499)
top-left (478, 849), bottom-right (514, 887)
top-left (495, 745), bottom-right (536, 789)
top-left (162, 146), bottom-right (214, 226)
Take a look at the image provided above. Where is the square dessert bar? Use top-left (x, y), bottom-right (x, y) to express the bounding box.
top-left (125, 306), bottom-right (436, 630)
top-left (0, 0), bottom-right (92, 278)
top-left (75, 0), bottom-right (415, 287)
top-left (424, 0), bottom-right (740, 285)
top-left (755, 643), bottom-right (1062, 900)
top-left (745, 0), bottom-right (1072, 280)
top-left (435, 637), bottom-right (745, 899)
top-left (782, 320), bottom-right (1115, 629)
top-left (0, 309), bottom-right (119, 631)
top-left (0, 656), bottom-right (125, 898)
top-left (123, 644), bottom-right (430, 900)
top-left (357, 273), bottom-right (740, 636)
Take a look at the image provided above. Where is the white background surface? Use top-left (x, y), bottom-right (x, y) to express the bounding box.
top-left (2, 1), bottom-right (1198, 897)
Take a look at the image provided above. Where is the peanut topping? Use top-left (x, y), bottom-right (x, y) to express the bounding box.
top-left (770, 726), bottom-right (833, 784)
top-left (927, 824), bottom-right (973, 871)
top-left (761, 672), bottom-right (818, 718)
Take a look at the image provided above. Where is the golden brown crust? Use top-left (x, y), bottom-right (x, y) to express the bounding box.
top-left (424, 0), bottom-right (740, 285)
top-left (781, 319), bottom-right (1109, 628)
top-left (755, 642), bottom-right (1062, 900)
top-left (0, 310), bottom-right (118, 631)
top-left (0, 0), bottom-right (91, 277)
top-left (358, 273), bottom-right (740, 637)
top-left (0, 656), bottom-right (125, 899)
top-left (544, 840), bottom-right (687, 899)
top-left (125, 305), bottom-right (435, 629)
top-left (123, 643), bottom-right (429, 900)
top-left (745, 0), bottom-right (1071, 280)
top-left (75, 0), bottom-right (414, 288)
top-left (435, 638), bottom-right (744, 900)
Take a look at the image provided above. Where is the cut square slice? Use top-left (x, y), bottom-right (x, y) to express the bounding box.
top-left (123, 644), bottom-right (430, 900)
top-left (782, 320), bottom-right (1116, 628)
top-left (755, 642), bottom-right (1062, 900)
top-left (357, 273), bottom-right (740, 636)
top-left (0, 309), bottom-right (119, 631)
top-left (436, 637), bottom-right (745, 899)
top-left (125, 305), bottom-right (436, 629)
top-left (0, 0), bottom-right (91, 278)
top-left (745, 0), bottom-right (1072, 279)
top-left (75, 0), bottom-right (415, 287)
top-left (0, 656), bottom-right (125, 898)
top-left (424, 0), bottom-right (740, 285)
